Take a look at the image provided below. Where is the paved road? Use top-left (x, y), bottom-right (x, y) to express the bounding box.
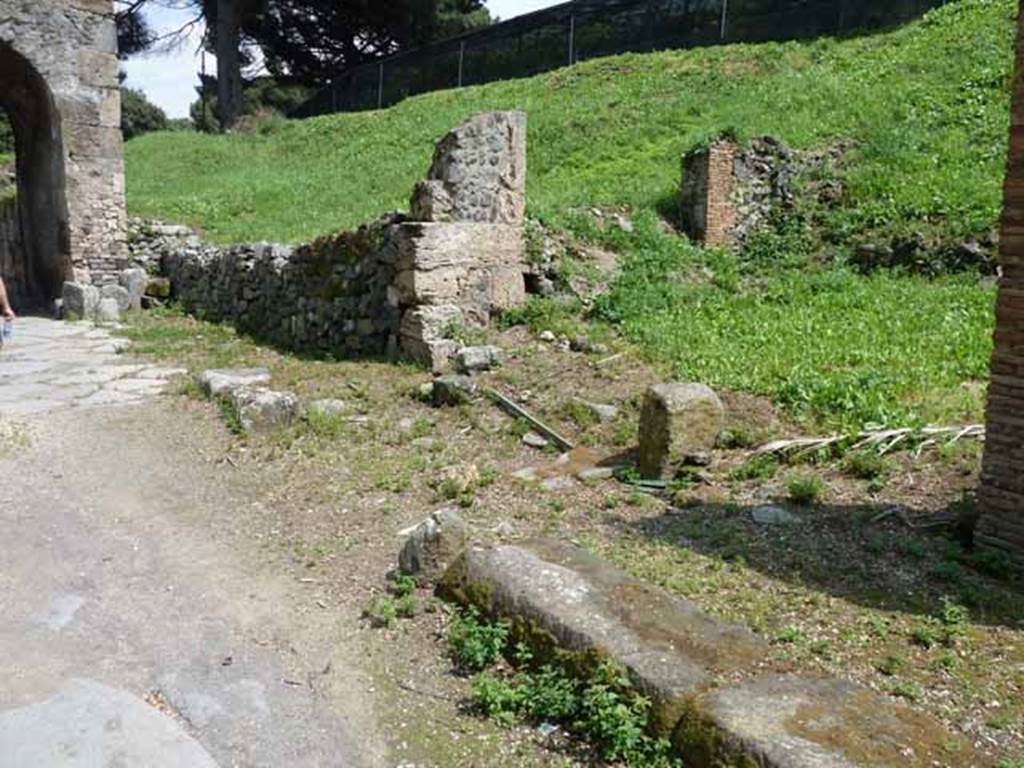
top-left (0, 318), bottom-right (378, 767)
top-left (0, 317), bottom-right (184, 416)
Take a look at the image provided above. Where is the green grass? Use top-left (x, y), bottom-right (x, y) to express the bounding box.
top-left (124, 0), bottom-right (1012, 429)
top-left (590, 212), bottom-right (994, 429)
top-left (126, 0), bottom-right (1014, 245)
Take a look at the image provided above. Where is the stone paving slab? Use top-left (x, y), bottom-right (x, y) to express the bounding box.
top-left (0, 317), bottom-right (182, 416)
top-left (0, 678), bottom-right (219, 767)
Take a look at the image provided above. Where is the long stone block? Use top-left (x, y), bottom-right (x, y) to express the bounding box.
top-left (441, 540), bottom-right (979, 767)
top-left (677, 675), bottom-right (979, 768)
top-left (395, 222), bottom-right (524, 273)
top-left (440, 539), bottom-right (768, 736)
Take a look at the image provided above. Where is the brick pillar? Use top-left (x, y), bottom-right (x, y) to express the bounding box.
top-left (977, 4), bottom-right (1024, 556)
top-left (680, 138), bottom-right (739, 248)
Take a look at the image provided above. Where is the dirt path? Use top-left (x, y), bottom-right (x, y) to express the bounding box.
top-left (0, 319), bottom-right (382, 767)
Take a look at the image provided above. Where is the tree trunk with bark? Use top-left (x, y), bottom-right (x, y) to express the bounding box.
top-left (215, 0), bottom-right (243, 132)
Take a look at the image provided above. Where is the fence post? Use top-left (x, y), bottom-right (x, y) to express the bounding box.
top-left (837, 0), bottom-right (846, 33)
top-left (377, 62), bottom-right (384, 109)
top-left (720, 0), bottom-right (728, 41)
top-left (568, 11), bottom-right (576, 66)
top-left (458, 41), bottom-right (465, 87)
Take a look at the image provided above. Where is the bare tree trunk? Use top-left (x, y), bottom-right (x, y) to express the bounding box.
top-left (215, 0), bottom-right (243, 132)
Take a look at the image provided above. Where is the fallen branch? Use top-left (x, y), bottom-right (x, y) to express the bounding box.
top-left (483, 387), bottom-right (575, 452)
top-left (754, 424), bottom-right (984, 459)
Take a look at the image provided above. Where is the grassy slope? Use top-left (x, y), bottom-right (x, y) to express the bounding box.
top-left (126, 0), bottom-right (1015, 430)
top-left (126, 0), bottom-right (1014, 244)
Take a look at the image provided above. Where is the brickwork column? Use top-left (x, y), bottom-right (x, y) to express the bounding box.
top-left (978, 4), bottom-right (1024, 556)
top-left (680, 139), bottom-right (739, 248)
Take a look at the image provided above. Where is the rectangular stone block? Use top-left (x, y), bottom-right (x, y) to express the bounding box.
top-left (441, 539), bottom-right (767, 737)
top-left (395, 222), bottom-right (524, 273)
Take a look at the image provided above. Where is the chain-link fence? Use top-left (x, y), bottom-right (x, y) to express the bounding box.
top-left (292, 0), bottom-right (946, 119)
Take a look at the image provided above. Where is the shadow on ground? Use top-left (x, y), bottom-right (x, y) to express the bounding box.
top-left (610, 497), bottom-right (1024, 630)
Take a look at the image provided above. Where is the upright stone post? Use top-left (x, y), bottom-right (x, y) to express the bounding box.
top-left (978, 5), bottom-right (1024, 557)
top-left (398, 111), bottom-right (528, 370)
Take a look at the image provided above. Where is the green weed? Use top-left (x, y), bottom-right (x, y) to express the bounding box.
top-left (447, 609), bottom-right (510, 671)
top-left (786, 474), bottom-right (826, 505)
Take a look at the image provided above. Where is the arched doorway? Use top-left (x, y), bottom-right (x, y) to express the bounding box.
top-left (0, 42), bottom-right (71, 309)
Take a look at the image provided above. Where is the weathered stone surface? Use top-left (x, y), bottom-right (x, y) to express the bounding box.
top-left (678, 674), bottom-right (978, 768)
top-left (229, 387), bottom-right (298, 433)
top-left (307, 399), bottom-right (348, 418)
top-left (399, 509), bottom-right (469, 585)
top-left (394, 222), bottom-right (526, 318)
top-left (61, 281), bottom-right (99, 320)
top-left (571, 397), bottom-right (619, 423)
top-left (100, 284), bottom-right (132, 313)
top-left (441, 539), bottom-right (767, 736)
top-left (197, 368), bottom-right (271, 398)
top-left (413, 111), bottom-right (526, 226)
top-left (0, 2), bottom-right (126, 304)
top-left (119, 268), bottom-right (147, 311)
top-left (456, 345), bottom-right (505, 374)
top-left (752, 505), bottom-right (801, 526)
top-left (522, 431), bottom-right (549, 449)
top-left (432, 375), bottom-right (478, 406)
top-left (95, 297), bottom-right (121, 324)
top-left (639, 383), bottom-right (725, 479)
top-left (400, 305), bottom-right (464, 372)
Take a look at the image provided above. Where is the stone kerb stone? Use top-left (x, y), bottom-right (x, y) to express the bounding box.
top-left (441, 539), bottom-right (768, 737)
top-left (440, 539), bottom-right (979, 767)
top-left (679, 674), bottom-right (978, 767)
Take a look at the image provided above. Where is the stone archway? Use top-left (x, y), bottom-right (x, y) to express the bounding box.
top-left (0, 0), bottom-right (126, 309)
top-left (0, 43), bottom-right (72, 307)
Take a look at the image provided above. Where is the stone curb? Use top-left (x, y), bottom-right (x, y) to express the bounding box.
top-left (439, 539), bottom-right (979, 767)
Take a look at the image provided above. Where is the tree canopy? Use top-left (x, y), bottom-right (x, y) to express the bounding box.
top-left (115, 1), bottom-right (492, 130)
top-left (257, 0), bottom-right (491, 87)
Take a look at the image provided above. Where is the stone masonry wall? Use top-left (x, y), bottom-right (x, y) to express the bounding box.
top-left (0, 0), bottom-right (127, 297)
top-left (158, 112), bottom-right (528, 368)
top-left (977, 5), bottom-right (1024, 558)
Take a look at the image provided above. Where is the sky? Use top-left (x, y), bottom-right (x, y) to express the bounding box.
top-left (122, 0), bottom-right (561, 118)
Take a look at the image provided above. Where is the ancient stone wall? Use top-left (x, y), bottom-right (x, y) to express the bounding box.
top-left (0, 0), bottom-right (126, 304)
top-left (157, 112), bottom-right (528, 367)
top-left (977, 6), bottom-right (1024, 558)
